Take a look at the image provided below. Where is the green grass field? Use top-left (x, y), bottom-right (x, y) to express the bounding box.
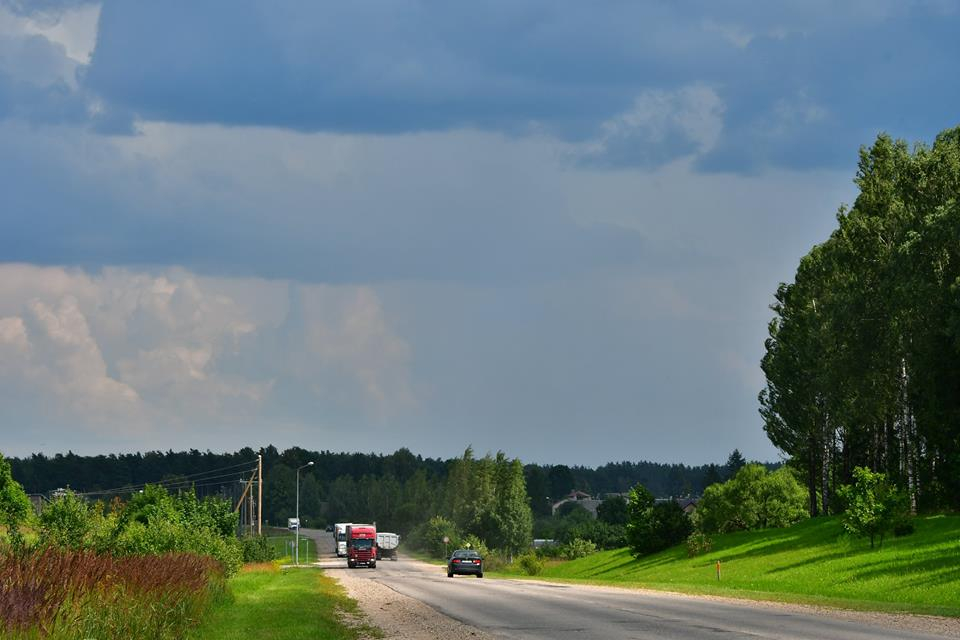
top-left (193, 564), bottom-right (379, 640)
top-left (522, 515), bottom-right (960, 616)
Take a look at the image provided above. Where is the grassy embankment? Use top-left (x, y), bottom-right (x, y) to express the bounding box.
top-left (194, 563), bottom-right (379, 640)
top-left (507, 515), bottom-right (960, 616)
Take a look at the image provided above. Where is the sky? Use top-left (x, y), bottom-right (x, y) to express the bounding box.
top-left (1, 1), bottom-right (958, 467)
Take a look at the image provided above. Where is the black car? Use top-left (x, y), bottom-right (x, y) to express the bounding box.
top-left (447, 549), bottom-right (483, 578)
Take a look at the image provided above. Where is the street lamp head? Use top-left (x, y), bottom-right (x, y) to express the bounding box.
top-left (307, 461), bottom-right (314, 466)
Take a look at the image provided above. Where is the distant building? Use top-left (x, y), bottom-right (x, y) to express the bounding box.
top-left (551, 490), bottom-right (602, 517)
top-left (678, 497), bottom-right (699, 515)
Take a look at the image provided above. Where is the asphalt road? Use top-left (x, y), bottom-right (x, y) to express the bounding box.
top-left (298, 528), bottom-right (953, 640)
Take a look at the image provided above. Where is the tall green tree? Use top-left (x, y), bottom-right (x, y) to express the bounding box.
top-left (626, 484), bottom-right (691, 556)
top-left (493, 456), bottom-right (533, 560)
top-left (597, 495), bottom-right (629, 526)
top-left (696, 464), bottom-right (807, 533)
top-left (761, 126), bottom-right (960, 513)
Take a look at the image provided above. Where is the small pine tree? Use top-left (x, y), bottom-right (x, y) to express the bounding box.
top-left (724, 449), bottom-right (747, 480)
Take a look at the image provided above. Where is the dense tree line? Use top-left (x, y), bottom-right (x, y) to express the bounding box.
top-left (760, 126), bottom-right (960, 514)
top-left (8, 445), bottom-right (764, 535)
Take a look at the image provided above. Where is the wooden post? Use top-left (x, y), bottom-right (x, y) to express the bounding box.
top-left (716, 560), bottom-right (721, 581)
top-left (257, 454), bottom-right (263, 535)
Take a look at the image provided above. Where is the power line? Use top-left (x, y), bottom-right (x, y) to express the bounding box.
top-left (75, 459), bottom-right (259, 497)
top-left (78, 468), bottom-right (257, 497)
top-left (90, 469), bottom-right (258, 495)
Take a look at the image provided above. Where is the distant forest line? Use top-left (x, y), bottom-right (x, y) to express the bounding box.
top-left (7, 446), bottom-right (771, 530)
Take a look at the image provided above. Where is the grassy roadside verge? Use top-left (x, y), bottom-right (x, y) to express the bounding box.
top-left (494, 515), bottom-right (960, 617)
top-left (263, 528), bottom-right (319, 564)
top-left (193, 564), bottom-right (379, 640)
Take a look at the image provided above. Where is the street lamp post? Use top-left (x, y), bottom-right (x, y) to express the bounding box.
top-left (296, 461), bottom-right (314, 565)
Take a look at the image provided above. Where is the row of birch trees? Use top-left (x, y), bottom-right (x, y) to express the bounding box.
top-left (760, 126), bottom-right (960, 515)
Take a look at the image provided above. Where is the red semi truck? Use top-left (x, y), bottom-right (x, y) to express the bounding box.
top-left (346, 524), bottom-right (377, 568)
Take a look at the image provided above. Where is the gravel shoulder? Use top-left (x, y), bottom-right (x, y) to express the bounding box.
top-left (333, 566), bottom-right (497, 640)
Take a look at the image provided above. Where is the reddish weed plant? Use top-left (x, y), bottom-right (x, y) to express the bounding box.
top-left (0, 548), bottom-right (225, 639)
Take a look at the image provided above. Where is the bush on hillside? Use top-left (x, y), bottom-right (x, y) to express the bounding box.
top-left (626, 484), bottom-right (693, 556)
top-left (517, 552), bottom-right (544, 575)
top-left (696, 465), bottom-right (807, 533)
top-left (686, 531), bottom-right (712, 557)
top-left (838, 466), bottom-right (909, 549)
top-left (562, 537), bottom-right (596, 560)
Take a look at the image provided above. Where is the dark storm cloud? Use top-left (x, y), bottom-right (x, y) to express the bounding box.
top-left (2, 122), bottom-right (706, 285)
top-left (74, 1), bottom-right (960, 172)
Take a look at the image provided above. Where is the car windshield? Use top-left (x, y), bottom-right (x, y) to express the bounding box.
top-left (352, 539), bottom-right (373, 549)
top-left (452, 550), bottom-right (481, 559)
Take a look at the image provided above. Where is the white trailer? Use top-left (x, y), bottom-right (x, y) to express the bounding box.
top-left (376, 532), bottom-right (400, 560)
top-left (335, 522), bottom-right (352, 557)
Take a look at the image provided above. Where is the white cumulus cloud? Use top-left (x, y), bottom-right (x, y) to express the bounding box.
top-left (0, 264), bottom-right (414, 448)
top-left (580, 85), bottom-right (725, 167)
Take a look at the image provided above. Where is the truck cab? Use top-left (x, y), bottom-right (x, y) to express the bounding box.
top-left (346, 524), bottom-right (377, 568)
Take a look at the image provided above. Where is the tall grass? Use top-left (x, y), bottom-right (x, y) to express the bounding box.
top-left (0, 548), bottom-right (226, 639)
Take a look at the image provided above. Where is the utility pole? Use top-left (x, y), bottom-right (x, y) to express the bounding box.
top-left (257, 454), bottom-right (263, 535)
